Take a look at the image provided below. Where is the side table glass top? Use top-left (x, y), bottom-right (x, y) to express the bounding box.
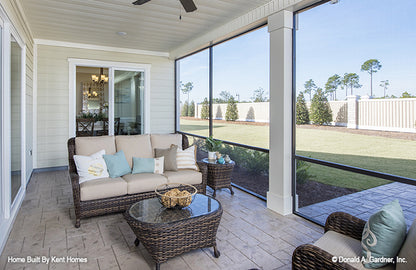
top-left (129, 194), bottom-right (220, 224)
top-left (201, 158), bottom-right (235, 165)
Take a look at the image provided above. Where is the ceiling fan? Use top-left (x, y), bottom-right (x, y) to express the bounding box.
top-left (132, 0), bottom-right (197, 13)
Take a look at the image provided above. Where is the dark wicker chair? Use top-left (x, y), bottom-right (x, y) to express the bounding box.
top-left (292, 212), bottom-right (366, 270)
top-left (76, 118), bottom-right (95, 137)
top-left (67, 134), bottom-right (208, 228)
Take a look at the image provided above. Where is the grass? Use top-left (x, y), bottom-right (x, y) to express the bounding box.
top-left (180, 118), bottom-right (416, 190)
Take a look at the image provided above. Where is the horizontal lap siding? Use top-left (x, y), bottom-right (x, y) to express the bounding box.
top-left (37, 45), bottom-right (174, 168)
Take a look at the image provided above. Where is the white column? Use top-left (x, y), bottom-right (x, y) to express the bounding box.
top-left (347, 95), bottom-right (359, 129)
top-left (267, 10), bottom-right (293, 215)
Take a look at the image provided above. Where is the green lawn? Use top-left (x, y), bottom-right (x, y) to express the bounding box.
top-left (180, 118), bottom-right (416, 190)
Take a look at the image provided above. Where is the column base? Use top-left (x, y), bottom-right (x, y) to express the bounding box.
top-left (267, 191), bottom-right (292, 215)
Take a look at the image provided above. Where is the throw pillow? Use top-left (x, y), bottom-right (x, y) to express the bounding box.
top-left (361, 199), bottom-right (407, 268)
top-left (154, 145), bottom-right (178, 171)
top-left (73, 149), bottom-right (109, 184)
top-left (177, 145), bottom-right (198, 170)
top-left (154, 156), bottom-right (164, 174)
top-left (103, 150), bottom-right (131, 178)
top-left (132, 157), bottom-right (155, 174)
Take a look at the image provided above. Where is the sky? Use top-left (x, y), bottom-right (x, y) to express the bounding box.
top-left (179, 0), bottom-right (416, 104)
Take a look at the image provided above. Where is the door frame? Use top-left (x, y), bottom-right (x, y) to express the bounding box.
top-left (68, 59), bottom-right (151, 137)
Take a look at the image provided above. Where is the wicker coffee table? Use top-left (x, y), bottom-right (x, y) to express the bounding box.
top-left (202, 158), bottom-right (235, 197)
top-left (124, 194), bottom-right (222, 270)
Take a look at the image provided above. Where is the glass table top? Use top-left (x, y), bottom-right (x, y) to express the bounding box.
top-left (129, 194), bottom-right (221, 224)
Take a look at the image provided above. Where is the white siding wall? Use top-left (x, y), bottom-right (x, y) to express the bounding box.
top-left (36, 45), bottom-right (174, 168)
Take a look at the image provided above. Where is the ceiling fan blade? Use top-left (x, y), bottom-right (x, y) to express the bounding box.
top-left (132, 0), bottom-right (151, 5)
top-left (180, 0), bottom-right (197, 12)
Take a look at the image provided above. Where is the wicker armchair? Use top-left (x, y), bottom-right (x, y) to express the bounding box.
top-left (292, 212), bottom-right (366, 270)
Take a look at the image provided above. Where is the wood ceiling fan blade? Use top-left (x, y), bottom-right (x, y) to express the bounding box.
top-left (132, 0), bottom-right (151, 5)
top-left (180, 0), bottom-right (197, 12)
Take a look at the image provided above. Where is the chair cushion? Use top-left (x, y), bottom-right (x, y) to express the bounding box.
top-left (315, 231), bottom-right (394, 270)
top-left (75, 136), bottom-right (116, 156)
top-left (116, 135), bottom-right (153, 168)
top-left (151, 134), bottom-right (182, 151)
top-left (361, 199), bottom-right (407, 268)
top-left (164, 170), bottom-right (202, 185)
top-left (122, 173), bottom-right (168, 194)
top-left (80, 177), bottom-right (127, 201)
top-left (397, 219), bottom-right (416, 270)
top-left (103, 150), bottom-right (131, 178)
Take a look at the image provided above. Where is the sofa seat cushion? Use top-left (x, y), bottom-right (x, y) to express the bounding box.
top-left (151, 134), bottom-right (183, 151)
top-left (122, 173), bottom-right (168, 194)
top-left (75, 136), bottom-right (116, 156)
top-left (80, 177), bottom-right (127, 201)
top-left (315, 230), bottom-right (394, 270)
top-left (164, 170), bottom-right (202, 185)
top-left (116, 135), bottom-right (153, 168)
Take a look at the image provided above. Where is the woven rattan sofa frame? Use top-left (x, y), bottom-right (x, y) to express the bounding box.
top-left (67, 134), bottom-right (208, 228)
top-left (292, 211), bottom-right (366, 270)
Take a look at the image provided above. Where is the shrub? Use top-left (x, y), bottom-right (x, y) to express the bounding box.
top-left (189, 101), bottom-right (195, 117)
top-left (219, 144), bottom-right (269, 175)
top-left (225, 96), bottom-right (238, 121)
top-left (310, 88), bottom-right (332, 125)
top-left (296, 159), bottom-right (313, 184)
top-left (296, 92), bottom-right (309, 124)
top-left (200, 98), bottom-right (209, 119)
top-left (181, 101), bottom-right (189, 117)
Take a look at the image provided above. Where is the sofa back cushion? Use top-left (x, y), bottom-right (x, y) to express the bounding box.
top-left (75, 136), bottom-right (116, 156)
top-left (397, 219), bottom-right (416, 270)
top-left (116, 135), bottom-right (153, 168)
top-left (151, 134), bottom-right (183, 152)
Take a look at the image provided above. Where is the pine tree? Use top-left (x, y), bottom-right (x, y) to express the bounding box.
top-left (181, 101), bottom-right (189, 117)
top-left (200, 98), bottom-right (209, 119)
top-left (310, 88), bottom-right (332, 125)
top-left (296, 92), bottom-right (309, 125)
top-left (189, 101), bottom-right (195, 117)
top-left (225, 96), bottom-right (239, 121)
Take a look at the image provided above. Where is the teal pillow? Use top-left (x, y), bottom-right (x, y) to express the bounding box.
top-left (361, 199), bottom-right (407, 268)
top-left (132, 157), bottom-right (155, 174)
top-left (103, 150), bottom-right (131, 178)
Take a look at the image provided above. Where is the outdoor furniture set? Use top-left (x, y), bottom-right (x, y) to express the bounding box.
top-left (67, 133), bottom-right (229, 269)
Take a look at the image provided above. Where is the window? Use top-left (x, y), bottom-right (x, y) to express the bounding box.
top-left (294, 0), bottom-right (416, 225)
top-left (176, 26), bottom-right (270, 198)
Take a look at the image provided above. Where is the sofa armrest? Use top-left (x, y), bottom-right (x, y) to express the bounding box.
top-left (325, 212), bottom-right (366, 241)
top-left (293, 244), bottom-right (357, 270)
top-left (196, 161), bottom-right (208, 191)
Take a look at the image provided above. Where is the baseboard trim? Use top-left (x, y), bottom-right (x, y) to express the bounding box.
top-left (33, 166), bottom-right (68, 173)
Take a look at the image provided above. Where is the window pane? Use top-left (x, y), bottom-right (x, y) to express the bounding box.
top-left (296, 161), bottom-right (415, 229)
top-left (213, 27), bottom-right (269, 148)
top-left (11, 36), bottom-right (21, 203)
top-left (177, 49), bottom-right (209, 137)
top-left (76, 67), bottom-right (109, 136)
top-left (114, 70), bottom-right (144, 135)
top-left (295, 0), bottom-right (416, 179)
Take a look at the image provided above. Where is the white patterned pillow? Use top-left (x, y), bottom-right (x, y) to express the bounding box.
top-left (154, 156), bottom-right (164, 174)
top-left (177, 145), bottom-right (198, 170)
top-left (73, 149), bottom-right (109, 184)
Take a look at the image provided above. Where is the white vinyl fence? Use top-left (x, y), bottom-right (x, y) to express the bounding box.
top-left (191, 97), bottom-right (416, 133)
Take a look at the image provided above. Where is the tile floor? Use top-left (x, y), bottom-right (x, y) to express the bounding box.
top-left (0, 170), bottom-right (323, 270)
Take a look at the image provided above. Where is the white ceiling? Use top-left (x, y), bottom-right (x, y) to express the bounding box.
top-left (20, 0), bottom-right (271, 53)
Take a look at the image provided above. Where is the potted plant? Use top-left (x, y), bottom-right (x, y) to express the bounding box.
top-left (205, 136), bottom-right (222, 160)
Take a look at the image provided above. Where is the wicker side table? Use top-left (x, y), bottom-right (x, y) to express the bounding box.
top-left (202, 158), bottom-right (235, 198)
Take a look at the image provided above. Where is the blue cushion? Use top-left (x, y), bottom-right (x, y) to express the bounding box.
top-left (103, 150), bottom-right (131, 178)
top-left (132, 157), bottom-right (155, 174)
top-left (361, 199), bottom-right (407, 268)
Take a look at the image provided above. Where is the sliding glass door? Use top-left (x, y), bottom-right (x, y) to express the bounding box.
top-left (114, 70), bottom-right (144, 135)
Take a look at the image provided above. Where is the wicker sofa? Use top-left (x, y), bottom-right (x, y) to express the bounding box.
top-left (292, 212), bottom-right (416, 270)
top-left (67, 133), bottom-right (207, 228)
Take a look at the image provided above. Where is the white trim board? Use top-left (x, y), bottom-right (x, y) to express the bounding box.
top-left (35, 39), bottom-right (169, 58)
